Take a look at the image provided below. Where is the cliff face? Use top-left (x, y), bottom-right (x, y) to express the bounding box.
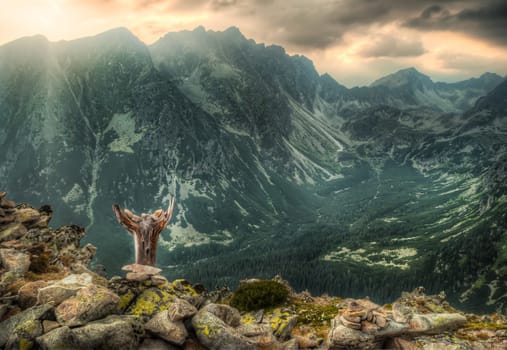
top-left (0, 193), bottom-right (506, 349)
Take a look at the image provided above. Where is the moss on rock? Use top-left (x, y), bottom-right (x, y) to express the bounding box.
top-left (230, 280), bottom-right (289, 312)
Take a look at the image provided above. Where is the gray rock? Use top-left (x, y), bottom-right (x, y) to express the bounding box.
top-left (55, 284), bottom-right (120, 326)
top-left (126, 271), bottom-right (151, 282)
top-left (201, 303), bottom-right (241, 327)
top-left (0, 304), bottom-right (53, 347)
top-left (408, 313), bottom-right (467, 334)
top-left (237, 323), bottom-right (277, 348)
top-left (37, 315), bottom-right (143, 350)
top-left (168, 298), bottom-right (198, 321)
top-left (192, 303), bottom-right (257, 350)
top-left (37, 273), bottom-right (93, 306)
top-left (145, 310), bottom-right (188, 345)
top-left (37, 326), bottom-right (80, 350)
top-left (327, 322), bottom-right (378, 350)
top-left (0, 223), bottom-right (27, 242)
top-left (18, 280), bottom-right (49, 309)
top-left (273, 315), bottom-right (297, 340)
top-left (151, 275), bottom-right (168, 286)
top-left (14, 208), bottom-right (41, 228)
top-left (0, 248), bottom-right (30, 274)
top-left (122, 264), bottom-right (162, 275)
top-left (139, 338), bottom-right (180, 350)
top-left (5, 318), bottom-right (43, 350)
top-left (282, 338), bottom-right (299, 350)
top-left (42, 320), bottom-right (60, 333)
top-left (0, 304), bottom-right (9, 319)
top-left (72, 315), bottom-right (143, 349)
top-left (183, 338), bottom-right (208, 350)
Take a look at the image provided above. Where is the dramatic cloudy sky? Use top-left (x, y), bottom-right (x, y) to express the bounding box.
top-left (2, 0), bottom-right (506, 86)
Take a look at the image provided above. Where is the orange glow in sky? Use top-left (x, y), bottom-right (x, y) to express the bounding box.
top-left (2, 0), bottom-right (506, 87)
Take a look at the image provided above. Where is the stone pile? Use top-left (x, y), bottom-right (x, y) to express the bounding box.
top-left (1, 192), bottom-right (506, 349)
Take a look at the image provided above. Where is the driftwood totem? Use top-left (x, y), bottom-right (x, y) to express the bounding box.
top-left (112, 198), bottom-right (175, 266)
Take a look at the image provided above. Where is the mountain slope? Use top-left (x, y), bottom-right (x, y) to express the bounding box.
top-left (0, 27), bottom-right (505, 314)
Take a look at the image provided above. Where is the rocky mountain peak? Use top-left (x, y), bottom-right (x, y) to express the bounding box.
top-left (370, 67), bottom-right (433, 89)
top-left (472, 78), bottom-right (507, 112)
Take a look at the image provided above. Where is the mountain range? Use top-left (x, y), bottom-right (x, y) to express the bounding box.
top-left (0, 26), bottom-right (506, 314)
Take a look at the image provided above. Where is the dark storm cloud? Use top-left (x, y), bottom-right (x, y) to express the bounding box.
top-left (65, 0), bottom-right (507, 50)
top-left (406, 0), bottom-right (507, 45)
top-left (198, 0), bottom-right (507, 50)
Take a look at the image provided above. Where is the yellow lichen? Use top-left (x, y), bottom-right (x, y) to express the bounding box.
top-left (463, 322), bottom-right (507, 331)
top-left (127, 287), bottom-right (175, 317)
top-left (118, 290), bottom-right (136, 311)
top-left (266, 308), bottom-right (291, 334)
top-left (18, 338), bottom-right (33, 350)
top-left (240, 313), bottom-right (257, 325)
top-left (16, 320), bottom-right (38, 334)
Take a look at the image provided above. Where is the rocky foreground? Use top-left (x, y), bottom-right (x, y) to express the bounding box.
top-left (0, 192), bottom-right (506, 350)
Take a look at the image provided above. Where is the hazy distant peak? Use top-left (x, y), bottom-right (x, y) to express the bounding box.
top-left (0, 34), bottom-right (51, 65)
top-left (193, 25), bottom-right (206, 33)
top-left (477, 72), bottom-right (503, 84)
top-left (480, 72), bottom-right (501, 79)
top-left (370, 67), bottom-right (433, 88)
top-left (90, 27), bottom-right (140, 42)
top-left (1, 34), bottom-right (49, 50)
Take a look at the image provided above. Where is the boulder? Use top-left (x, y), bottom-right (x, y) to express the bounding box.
top-left (192, 303), bottom-right (257, 350)
top-left (37, 326), bottom-right (79, 350)
top-left (18, 280), bottom-right (50, 308)
top-left (0, 213), bottom-right (15, 225)
top-left (0, 223), bottom-right (27, 242)
top-left (151, 275), bottom-right (168, 286)
top-left (327, 321), bottom-right (378, 350)
top-left (53, 225), bottom-right (85, 250)
top-left (237, 323), bottom-right (278, 347)
top-left (5, 318), bottom-right (43, 350)
top-left (72, 315), bottom-right (143, 349)
top-left (408, 313), bottom-right (467, 334)
top-left (126, 271), bottom-right (151, 282)
top-left (145, 310), bottom-right (188, 345)
top-left (139, 338), bottom-right (180, 350)
top-left (267, 308), bottom-right (298, 340)
top-left (183, 338), bottom-right (208, 350)
top-left (55, 284), bottom-right (120, 326)
top-left (0, 197), bottom-right (16, 209)
top-left (37, 273), bottom-right (93, 305)
top-left (282, 338), bottom-right (299, 350)
top-left (0, 248), bottom-right (30, 274)
top-left (37, 315), bottom-right (143, 350)
top-left (0, 304), bottom-right (53, 348)
top-left (201, 303), bottom-right (241, 327)
top-left (127, 286), bottom-right (176, 318)
top-left (292, 334), bottom-right (322, 349)
top-left (42, 320), bottom-right (60, 333)
top-left (168, 298), bottom-right (198, 321)
top-left (384, 337), bottom-right (419, 350)
top-left (122, 264), bottom-right (162, 275)
top-left (14, 208), bottom-right (41, 228)
top-left (126, 280), bottom-right (202, 319)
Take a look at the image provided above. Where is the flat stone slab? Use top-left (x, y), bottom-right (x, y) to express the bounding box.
top-left (122, 264), bottom-right (162, 275)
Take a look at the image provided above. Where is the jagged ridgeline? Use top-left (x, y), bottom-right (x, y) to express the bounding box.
top-left (0, 27), bottom-right (506, 314)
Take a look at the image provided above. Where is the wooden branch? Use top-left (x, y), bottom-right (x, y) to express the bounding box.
top-left (112, 198), bottom-right (175, 266)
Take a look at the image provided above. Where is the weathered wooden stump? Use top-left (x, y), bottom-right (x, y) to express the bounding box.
top-left (112, 198), bottom-right (175, 266)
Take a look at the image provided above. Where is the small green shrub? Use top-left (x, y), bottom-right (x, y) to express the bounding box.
top-left (230, 280), bottom-right (289, 311)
